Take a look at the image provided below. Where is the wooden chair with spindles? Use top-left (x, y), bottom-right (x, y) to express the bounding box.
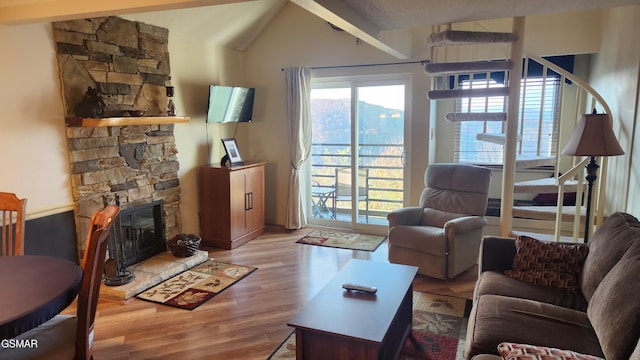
top-left (0, 192), bottom-right (27, 256)
top-left (2, 205), bottom-right (119, 360)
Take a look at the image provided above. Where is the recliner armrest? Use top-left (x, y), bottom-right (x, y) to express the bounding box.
top-left (478, 236), bottom-right (517, 274)
top-left (387, 206), bottom-right (423, 227)
top-left (444, 216), bottom-right (487, 233)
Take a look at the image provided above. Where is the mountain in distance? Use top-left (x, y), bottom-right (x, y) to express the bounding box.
top-left (311, 98), bottom-right (404, 145)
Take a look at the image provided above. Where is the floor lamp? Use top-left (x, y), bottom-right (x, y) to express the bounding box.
top-left (561, 111), bottom-right (624, 242)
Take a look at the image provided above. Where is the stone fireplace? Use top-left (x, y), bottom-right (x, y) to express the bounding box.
top-left (66, 123), bottom-right (182, 260)
top-left (53, 16), bottom-right (183, 258)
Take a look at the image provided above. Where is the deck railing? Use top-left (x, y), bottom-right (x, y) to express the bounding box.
top-left (310, 143), bottom-right (404, 222)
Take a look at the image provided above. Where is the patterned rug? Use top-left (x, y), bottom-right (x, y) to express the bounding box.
top-left (268, 292), bottom-right (472, 360)
top-left (295, 229), bottom-right (386, 251)
top-left (137, 260), bottom-right (256, 310)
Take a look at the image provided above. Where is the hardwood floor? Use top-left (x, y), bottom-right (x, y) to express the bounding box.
top-left (67, 226), bottom-right (477, 360)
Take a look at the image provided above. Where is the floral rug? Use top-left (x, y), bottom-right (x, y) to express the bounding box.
top-left (136, 260), bottom-right (257, 310)
top-left (268, 292), bottom-right (472, 360)
top-left (295, 229), bottom-right (386, 251)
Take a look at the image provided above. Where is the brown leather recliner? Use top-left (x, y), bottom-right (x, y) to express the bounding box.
top-left (387, 163), bottom-right (491, 280)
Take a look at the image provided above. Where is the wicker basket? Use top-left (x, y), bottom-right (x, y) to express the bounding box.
top-left (167, 234), bottom-right (201, 257)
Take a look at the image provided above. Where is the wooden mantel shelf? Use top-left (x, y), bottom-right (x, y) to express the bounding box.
top-left (66, 116), bottom-right (189, 127)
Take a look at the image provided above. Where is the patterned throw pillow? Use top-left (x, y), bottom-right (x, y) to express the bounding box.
top-left (504, 235), bottom-right (589, 290)
top-left (498, 342), bottom-right (604, 360)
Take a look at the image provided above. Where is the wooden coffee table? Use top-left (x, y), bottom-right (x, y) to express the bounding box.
top-left (288, 259), bottom-right (418, 359)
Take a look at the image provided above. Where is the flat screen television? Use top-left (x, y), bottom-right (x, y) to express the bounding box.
top-left (206, 85), bottom-right (255, 123)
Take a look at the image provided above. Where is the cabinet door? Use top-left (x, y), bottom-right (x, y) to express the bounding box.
top-left (244, 165), bottom-right (264, 232)
top-left (229, 169), bottom-right (247, 239)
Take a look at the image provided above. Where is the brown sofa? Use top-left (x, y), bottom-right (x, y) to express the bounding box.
top-left (464, 212), bottom-right (640, 360)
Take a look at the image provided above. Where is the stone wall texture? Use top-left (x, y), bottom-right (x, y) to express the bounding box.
top-left (54, 16), bottom-right (171, 117)
top-left (54, 17), bottom-right (182, 258)
top-left (66, 125), bottom-right (182, 258)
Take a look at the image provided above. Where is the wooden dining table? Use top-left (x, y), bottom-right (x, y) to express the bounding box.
top-left (0, 255), bottom-right (82, 339)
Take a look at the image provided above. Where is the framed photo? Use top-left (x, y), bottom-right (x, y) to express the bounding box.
top-left (221, 138), bottom-right (244, 166)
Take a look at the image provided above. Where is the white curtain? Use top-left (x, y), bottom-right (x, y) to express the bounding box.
top-left (284, 67), bottom-right (312, 229)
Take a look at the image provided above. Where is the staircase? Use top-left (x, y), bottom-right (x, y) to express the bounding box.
top-left (426, 18), bottom-right (613, 242)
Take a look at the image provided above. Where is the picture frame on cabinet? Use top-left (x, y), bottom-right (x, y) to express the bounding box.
top-left (221, 138), bottom-right (244, 166)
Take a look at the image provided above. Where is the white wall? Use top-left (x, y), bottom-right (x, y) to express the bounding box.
top-left (243, 3), bottom-right (432, 225)
top-left (1, 4), bottom-right (638, 235)
top-left (122, 13), bottom-right (248, 234)
top-left (0, 15), bottom-right (247, 235)
top-left (590, 5), bottom-right (640, 218)
top-left (0, 23), bottom-right (73, 218)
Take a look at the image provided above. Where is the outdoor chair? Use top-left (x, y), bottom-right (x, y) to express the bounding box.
top-left (333, 167), bottom-right (370, 221)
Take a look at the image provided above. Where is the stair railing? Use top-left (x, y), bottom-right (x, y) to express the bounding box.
top-left (427, 21), bottom-right (614, 241)
top-left (524, 53), bottom-right (612, 241)
top-left (554, 157), bottom-right (588, 242)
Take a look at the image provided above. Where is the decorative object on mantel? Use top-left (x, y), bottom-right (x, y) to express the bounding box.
top-left (166, 84), bottom-right (176, 116)
top-left (167, 233), bottom-right (202, 257)
top-left (74, 87), bottom-right (106, 118)
top-left (127, 110), bottom-right (147, 117)
top-left (165, 76), bottom-right (176, 116)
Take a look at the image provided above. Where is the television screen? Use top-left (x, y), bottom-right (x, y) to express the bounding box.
top-left (206, 85), bottom-right (255, 123)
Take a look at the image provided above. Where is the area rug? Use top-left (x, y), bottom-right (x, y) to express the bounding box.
top-left (136, 260), bottom-right (257, 310)
top-left (296, 229), bottom-right (386, 251)
top-left (268, 292), bottom-right (472, 360)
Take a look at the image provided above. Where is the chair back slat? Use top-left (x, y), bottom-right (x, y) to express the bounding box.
top-left (0, 192), bottom-right (27, 256)
top-left (76, 205), bottom-right (119, 360)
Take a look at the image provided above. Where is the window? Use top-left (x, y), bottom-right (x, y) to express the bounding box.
top-left (454, 75), bottom-right (561, 165)
top-left (309, 76), bottom-right (407, 227)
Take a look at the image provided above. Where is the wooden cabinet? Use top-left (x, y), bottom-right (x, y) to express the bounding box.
top-left (198, 162), bottom-right (265, 249)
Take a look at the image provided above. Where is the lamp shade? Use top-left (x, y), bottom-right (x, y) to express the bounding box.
top-left (561, 113), bottom-right (624, 157)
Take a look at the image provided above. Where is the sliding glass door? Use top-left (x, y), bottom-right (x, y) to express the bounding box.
top-left (309, 76), bottom-right (407, 230)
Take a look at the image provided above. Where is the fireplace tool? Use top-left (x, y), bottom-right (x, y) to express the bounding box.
top-left (104, 196), bottom-right (135, 286)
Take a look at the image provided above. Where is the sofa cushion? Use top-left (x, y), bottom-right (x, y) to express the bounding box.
top-left (475, 271), bottom-right (588, 311)
top-left (497, 342), bottom-right (604, 360)
top-left (587, 241), bottom-right (640, 360)
top-left (580, 212), bottom-right (640, 301)
top-left (505, 236), bottom-right (588, 290)
top-left (464, 294), bottom-right (604, 359)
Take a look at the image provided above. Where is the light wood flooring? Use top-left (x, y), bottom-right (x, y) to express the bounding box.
top-left (65, 225), bottom-right (477, 360)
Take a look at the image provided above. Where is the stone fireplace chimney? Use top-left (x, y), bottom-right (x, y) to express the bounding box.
top-left (53, 16), bottom-right (183, 258)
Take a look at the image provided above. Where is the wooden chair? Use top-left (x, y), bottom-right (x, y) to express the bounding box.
top-left (4, 205), bottom-right (119, 360)
top-left (0, 192), bottom-right (27, 256)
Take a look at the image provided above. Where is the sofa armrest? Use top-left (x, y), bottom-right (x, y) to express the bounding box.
top-left (478, 236), bottom-right (517, 274)
top-left (387, 206), bottom-right (423, 227)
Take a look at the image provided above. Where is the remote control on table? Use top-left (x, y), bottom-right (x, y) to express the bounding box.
top-left (342, 283), bottom-right (377, 293)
